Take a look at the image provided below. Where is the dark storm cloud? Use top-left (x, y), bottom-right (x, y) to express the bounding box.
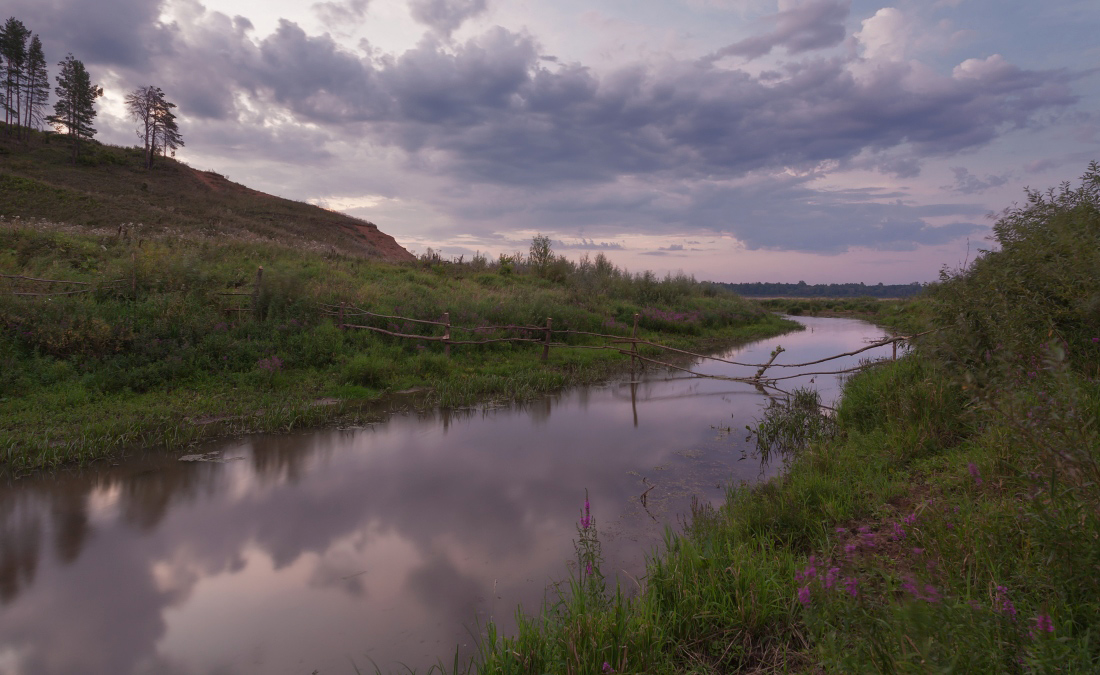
top-left (3, 0), bottom-right (169, 67)
top-left (408, 0), bottom-right (489, 36)
top-left (709, 0), bottom-right (850, 61)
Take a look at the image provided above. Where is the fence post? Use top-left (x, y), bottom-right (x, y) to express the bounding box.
top-left (631, 313), bottom-right (640, 375)
top-left (892, 335), bottom-right (897, 361)
top-left (542, 317), bottom-right (552, 361)
top-left (251, 266), bottom-right (264, 320)
top-left (444, 312), bottom-right (451, 358)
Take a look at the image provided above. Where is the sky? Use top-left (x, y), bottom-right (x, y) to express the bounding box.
top-left (11, 0), bottom-right (1100, 283)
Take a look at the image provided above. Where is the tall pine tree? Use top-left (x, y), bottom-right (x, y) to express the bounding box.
top-left (0, 17), bottom-right (30, 134)
top-left (23, 34), bottom-right (47, 131)
top-left (48, 54), bottom-right (102, 162)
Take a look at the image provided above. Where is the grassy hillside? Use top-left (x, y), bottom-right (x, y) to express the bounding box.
top-left (0, 127), bottom-right (413, 261)
top-left (474, 165), bottom-right (1100, 673)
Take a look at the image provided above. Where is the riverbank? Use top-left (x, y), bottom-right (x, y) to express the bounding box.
top-left (0, 221), bottom-right (799, 473)
top-left (474, 167), bottom-right (1100, 673)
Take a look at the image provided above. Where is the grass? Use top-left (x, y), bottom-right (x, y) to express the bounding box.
top-left (0, 218), bottom-right (797, 473)
top-left (470, 164), bottom-right (1100, 674)
top-left (0, 126), bottom-right (409, 259)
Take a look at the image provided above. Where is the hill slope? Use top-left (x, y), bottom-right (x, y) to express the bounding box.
top-left (0, 129), bottom-right (414, 262)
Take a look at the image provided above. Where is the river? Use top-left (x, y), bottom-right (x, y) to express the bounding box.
top-left (0, 316), bottom-right (893, 675)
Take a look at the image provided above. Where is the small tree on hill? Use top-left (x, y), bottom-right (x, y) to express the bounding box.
top-left (125, 85), bottom-right (184, 168)
top-left (529, 233), bottom-right (554, 275)
top-left (48, 54), bottom-right (102, 163)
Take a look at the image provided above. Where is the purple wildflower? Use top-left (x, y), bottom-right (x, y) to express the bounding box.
top-left (923, 585), bottom-right (941, 604)
top-left (797, 556), bottom-right (817, 582)
top-left (580, 498), bottom-right (592, 530)
top-left (797, 585), bottom-right (811, 606)
top-left (903, 513), bottom-right (918, 526)
top-left (844, 543), bottom-right (859, 556)
top-left (844, 577), bottom-right (859, 598)
top-left (1030, 614), bottom-right (1054, 637)
top-left (995, 586), bottom-right (1017, 619)
top-left (968, 462), bottom-right (983, 486)
top-left (891, 523), bottom-right (907, 541)
top-left (602, 662), bottom-right (615, 674)
top-left (912, 547), bottom-right (924, 555)
top-left (824, 567), bottom-right (840, 590)
top-left (835, 527), bottom-right (847, 534)
top-left (586, 561), bottom-right (593, 576)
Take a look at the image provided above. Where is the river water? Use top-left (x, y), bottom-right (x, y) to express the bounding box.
top-left (0, 316), bottom-right (892, 675)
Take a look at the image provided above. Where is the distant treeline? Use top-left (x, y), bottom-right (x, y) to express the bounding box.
top-left (719, 281), bottom-right (924, 298)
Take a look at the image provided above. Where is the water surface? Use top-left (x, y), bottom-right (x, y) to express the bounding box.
top-left (0, 316), bottom-right (892, 674)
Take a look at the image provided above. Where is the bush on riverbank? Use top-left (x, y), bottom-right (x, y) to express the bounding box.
top-left (0, 222), bottom-right (796, 471)
top-left (475, 164), bottom-right (1100, 673)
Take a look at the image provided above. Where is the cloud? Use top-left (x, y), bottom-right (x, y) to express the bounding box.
top-left (554, 239), bottom-right (625, 250)
top-left (855, 7), bottom-right (910, 62)
top-left (408, 0), bottom-right (488, 36)
top-left (13, 0), bottom-right (1088, 255)
top-left (710, 0), bottom-right (850, 61)
top-left (312, 0), bottom-right (371, 30)
top-left (943, 166), bottom-right (1011, 194)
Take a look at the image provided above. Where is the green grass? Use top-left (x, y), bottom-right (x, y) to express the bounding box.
top-left (0, 222), bottom-right (797, 473)
top-left (471, 164), bottom-right (1100, 674)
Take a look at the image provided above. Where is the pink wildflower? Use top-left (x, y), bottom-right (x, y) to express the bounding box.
top-left (1030, 614), bottom-right (1054, 637)
top-left (844, 577), bottom-right (859, 598)
top-left (797, 585), bottom-right (811, 605)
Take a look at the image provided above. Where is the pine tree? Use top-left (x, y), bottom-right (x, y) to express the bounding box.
top-left (23, 34), bottom-right (47, 131)
top-left (0, 17), bottom-right (30, 133)
top-left (153, 95), bottom-right (184, 161)
top-left (126, 85), bottom-right (184, 168)
top-left (124, 85), bottom-right (157, 167)
top-left (48, 54), bottom-right (102, 162)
